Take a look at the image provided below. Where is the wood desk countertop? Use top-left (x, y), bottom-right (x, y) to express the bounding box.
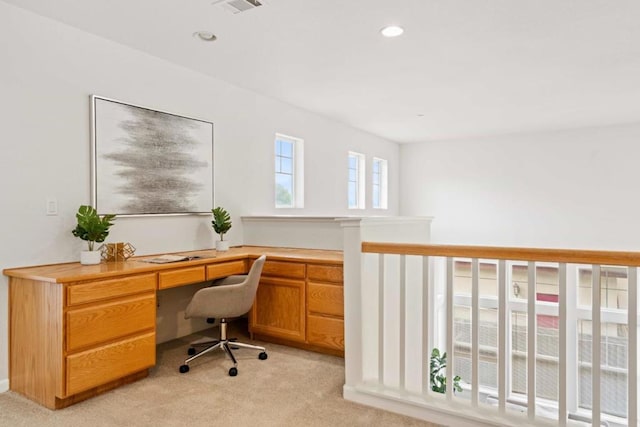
top-left (3, 245), bottom-right (343, 283)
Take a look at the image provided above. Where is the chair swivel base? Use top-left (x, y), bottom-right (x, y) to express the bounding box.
top-left (179, 319), bottom-right (267, 376)
top-left (186, 336), bottom-right (240, 356)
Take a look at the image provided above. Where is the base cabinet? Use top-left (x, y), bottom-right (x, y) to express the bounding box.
top-left (306, 264), bottom-right (344, 353)
top-left (4, 247), bottom-right (343, 409)
top-left (251, 276), bottom-right (306, 342)
top-left (250, 260), bottom-right (344, 355)
top-left (9, 274), bottom-right (156, 409)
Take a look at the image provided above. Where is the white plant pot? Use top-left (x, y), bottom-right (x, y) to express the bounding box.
top-left (215, 240), bottom-right (230, 251)
top-left (80, 250), bottom-right (102, 265)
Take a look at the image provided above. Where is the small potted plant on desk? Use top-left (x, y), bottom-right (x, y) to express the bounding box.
top-left (72, 205), bottom-right (116, 265)
top-left (211, 206), bottom-right (232, 251)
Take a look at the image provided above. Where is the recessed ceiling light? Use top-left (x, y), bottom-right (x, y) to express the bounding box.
top-left (380, 25), bottom-right (404, 38)
top-left (193, 31), bottom-right (217, 42)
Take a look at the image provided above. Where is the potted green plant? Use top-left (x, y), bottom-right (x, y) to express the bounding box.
top-left (71, 205), bottom-right (116, 265)
top-left (211, 206), bottom-right (232, 251)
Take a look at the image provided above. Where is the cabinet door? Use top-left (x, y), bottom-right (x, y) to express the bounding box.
top-left (250, 277), bottom-right (305, 342)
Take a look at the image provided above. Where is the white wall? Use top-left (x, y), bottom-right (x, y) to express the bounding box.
top-left (400, 123), bottom-right (640, 250)
top-left (0, 2), bottom-right (399, 389)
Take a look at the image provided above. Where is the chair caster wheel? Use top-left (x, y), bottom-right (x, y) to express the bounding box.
top-left (179, 364), bottom-right (190, 373)
top-left (228, 367), bottom-right (238, 377)
top-left (187, 347), bottom-right (196, 356)
top-left (258, 352), bottom-right (268, 360)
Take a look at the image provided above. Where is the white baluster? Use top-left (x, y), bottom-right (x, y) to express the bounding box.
top-left (446, 257), bottom-right (454, 401)
top-left (378, 253), bottom-right (385, 385)
top-left (498, 260), bottom-right (507, 414)
top-left (628, 266), bottom-right (637, 426)
top-left (559, 263), bottom-right (567, 426)
top-left (472, 258), bottom-right (480, 406)
top-left (399, 255), bottom-right (406, 391)
top-left (565, 264), bottom-right (579, 418)
top-left (422, 256), bottom-right (431, 395)
top-left (527, 261), bottom-right (537, 421)
top-left (592, 265), bottom-right (601, 426)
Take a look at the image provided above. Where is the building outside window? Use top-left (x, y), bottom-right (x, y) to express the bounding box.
top-left (275, 133), bottom-right (304, 208)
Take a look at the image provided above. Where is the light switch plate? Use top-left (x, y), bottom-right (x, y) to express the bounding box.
top-left (46, 197), bottom-right (58, 216)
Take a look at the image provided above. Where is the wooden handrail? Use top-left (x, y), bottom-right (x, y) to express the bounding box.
top-left (362, 242), bottom-right (640, 267)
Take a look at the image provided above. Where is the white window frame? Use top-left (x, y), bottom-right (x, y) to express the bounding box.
top-left (348, 151), bottom-right (365, 209)
top-left (372, 157), bottom-right (388, 209)
top-left (275, 133), bottom-right (304, 208)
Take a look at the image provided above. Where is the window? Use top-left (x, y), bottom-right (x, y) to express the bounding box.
top-left (372, 157), bottom-right (388, 209)
top-left (450, 261), bottom-right (634, 422)
top-left (348, 152), bottom-right (365, 209)
top-left (275, 134), bottom-right (304, 208)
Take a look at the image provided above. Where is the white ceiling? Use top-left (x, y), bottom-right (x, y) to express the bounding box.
top-left (6, 0), bottom-right (640, 143)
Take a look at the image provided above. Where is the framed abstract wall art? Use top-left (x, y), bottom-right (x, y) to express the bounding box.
top-left (91, 95), bottom-right (213, 216)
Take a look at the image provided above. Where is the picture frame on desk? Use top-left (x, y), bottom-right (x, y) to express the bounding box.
top-left (90, 95), bottom-right (214, 216)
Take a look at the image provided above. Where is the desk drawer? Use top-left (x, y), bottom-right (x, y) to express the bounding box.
top-left (206, 260), bottom-right (248, 280)
top-left (307, 314), bottom-right (344, 351)
top-left (308, 282), bottom-right (344, 317)
top-left (307, 264), bottom-right (343, 283)
top-left (262, 261), bottom-right (305, 279)
top-left (66, 294), bottom-right (156, 352)
top-left (66, 332), bottom-right (155, 396)
top-left (67, 273), bottom-right (156, 306)
top-left (158, 266), bottom-right (205, 289)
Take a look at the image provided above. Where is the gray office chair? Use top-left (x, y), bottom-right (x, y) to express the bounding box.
top-left (179, 255), bottom-right (267, 376)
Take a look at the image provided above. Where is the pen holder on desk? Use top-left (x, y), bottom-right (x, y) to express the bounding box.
top-left (100, 242), bottom-right (136, 261)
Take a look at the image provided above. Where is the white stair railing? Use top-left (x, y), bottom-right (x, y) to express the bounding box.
top-left (346, 242), bottom-right (640, 427)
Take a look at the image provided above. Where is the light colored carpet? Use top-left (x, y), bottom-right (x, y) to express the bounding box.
top-left (0, 320), bottom-right (438, 427)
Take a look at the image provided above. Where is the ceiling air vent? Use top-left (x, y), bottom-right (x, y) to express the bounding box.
top-left (213, 0), bottom-right (264, 14)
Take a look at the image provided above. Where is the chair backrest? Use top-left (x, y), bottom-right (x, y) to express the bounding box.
top-left (185, 255), bottom-right (266, 320)
top-left (243, 254), bottom-right (266, 299)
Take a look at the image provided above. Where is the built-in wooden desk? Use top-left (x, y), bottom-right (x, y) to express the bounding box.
top-left (3, 246), bottom-right (343, 409)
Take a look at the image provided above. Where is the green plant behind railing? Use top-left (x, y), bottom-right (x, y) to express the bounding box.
top-left (430, 348), bottom-right (462, 394)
